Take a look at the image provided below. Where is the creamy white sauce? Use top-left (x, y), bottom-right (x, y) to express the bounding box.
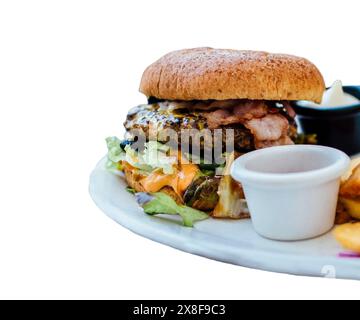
top-left (299, 80), bottom-right (359, 107)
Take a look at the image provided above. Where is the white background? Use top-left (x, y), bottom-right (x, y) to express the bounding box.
top-left (1, 0), bottom-right (360, 299)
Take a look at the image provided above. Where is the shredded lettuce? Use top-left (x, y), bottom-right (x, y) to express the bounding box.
top-left (105, 158), bottom-right (123, 173)
top-left (142, 141), bottom-right (177, 174)
top-left (123, 141), bottom-right (176, 173)
top-left (105, 137), bottom-right (177, 174)
top-left (105, 137), bottom-right (126, 173)
top-left (106, 137), bottom-right (126, 162)
top-left (135, 192), bottom-right (209, 227)
top-left (122, 144), bottom-right (153, 172)
top-left (184, 152), bottom-right (227, 173)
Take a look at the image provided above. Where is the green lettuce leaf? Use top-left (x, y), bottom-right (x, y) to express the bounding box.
top-left (106, 136), bottom-right (126, 162)
top-left (135, 192), bottom-right (209, 227)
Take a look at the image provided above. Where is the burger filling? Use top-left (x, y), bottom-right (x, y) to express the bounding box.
top-left (106, 99), bottom-right (300, 225)
top-left (124, 99), bottom-right (297, 151)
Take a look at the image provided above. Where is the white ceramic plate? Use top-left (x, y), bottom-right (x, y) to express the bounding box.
top-left (89, 157), bottom-right (360, 280)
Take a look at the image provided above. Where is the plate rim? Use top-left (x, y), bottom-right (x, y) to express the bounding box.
top-left (89, 157), bottom-right (360, 281)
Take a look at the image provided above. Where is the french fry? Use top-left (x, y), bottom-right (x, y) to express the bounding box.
top-left (334, 222), bottom-right (360, 253)
top-left (342, 157), bottom-right (360, 181)
top-left (336, 157), bottom-right (360, 222)
top-left (334, 158), bottom-right (360, 251)
top-left (335, 200), bottom-right (353, 225)
top-left (338, 162), bottom-right (360, 220)
top-left (340, 164), bottom-right (360, 199)
top-left (339, 198), bottom-right (360, 220)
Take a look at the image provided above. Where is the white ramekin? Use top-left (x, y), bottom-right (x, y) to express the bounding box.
top-left (231, 145), bottom-right (350, 241)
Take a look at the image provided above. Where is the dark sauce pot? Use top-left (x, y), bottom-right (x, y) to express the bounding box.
top-left (293, 86), bottom-right (360, 156)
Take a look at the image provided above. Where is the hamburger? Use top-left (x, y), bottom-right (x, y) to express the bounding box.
top-left (106, 48), bottom-right (325, 226)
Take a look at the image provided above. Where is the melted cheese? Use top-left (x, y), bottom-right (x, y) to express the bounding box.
top-left (140, 163), bottom-right (199, 195)
top-left (177, 164), bottom-right (199, 194)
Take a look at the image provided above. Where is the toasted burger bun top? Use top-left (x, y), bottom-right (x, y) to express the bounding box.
top-left (140, 48), bottom-right (325, 103)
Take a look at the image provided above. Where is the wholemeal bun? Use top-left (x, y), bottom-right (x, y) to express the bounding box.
top-left (140, 48), bottom-right (325, 103)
